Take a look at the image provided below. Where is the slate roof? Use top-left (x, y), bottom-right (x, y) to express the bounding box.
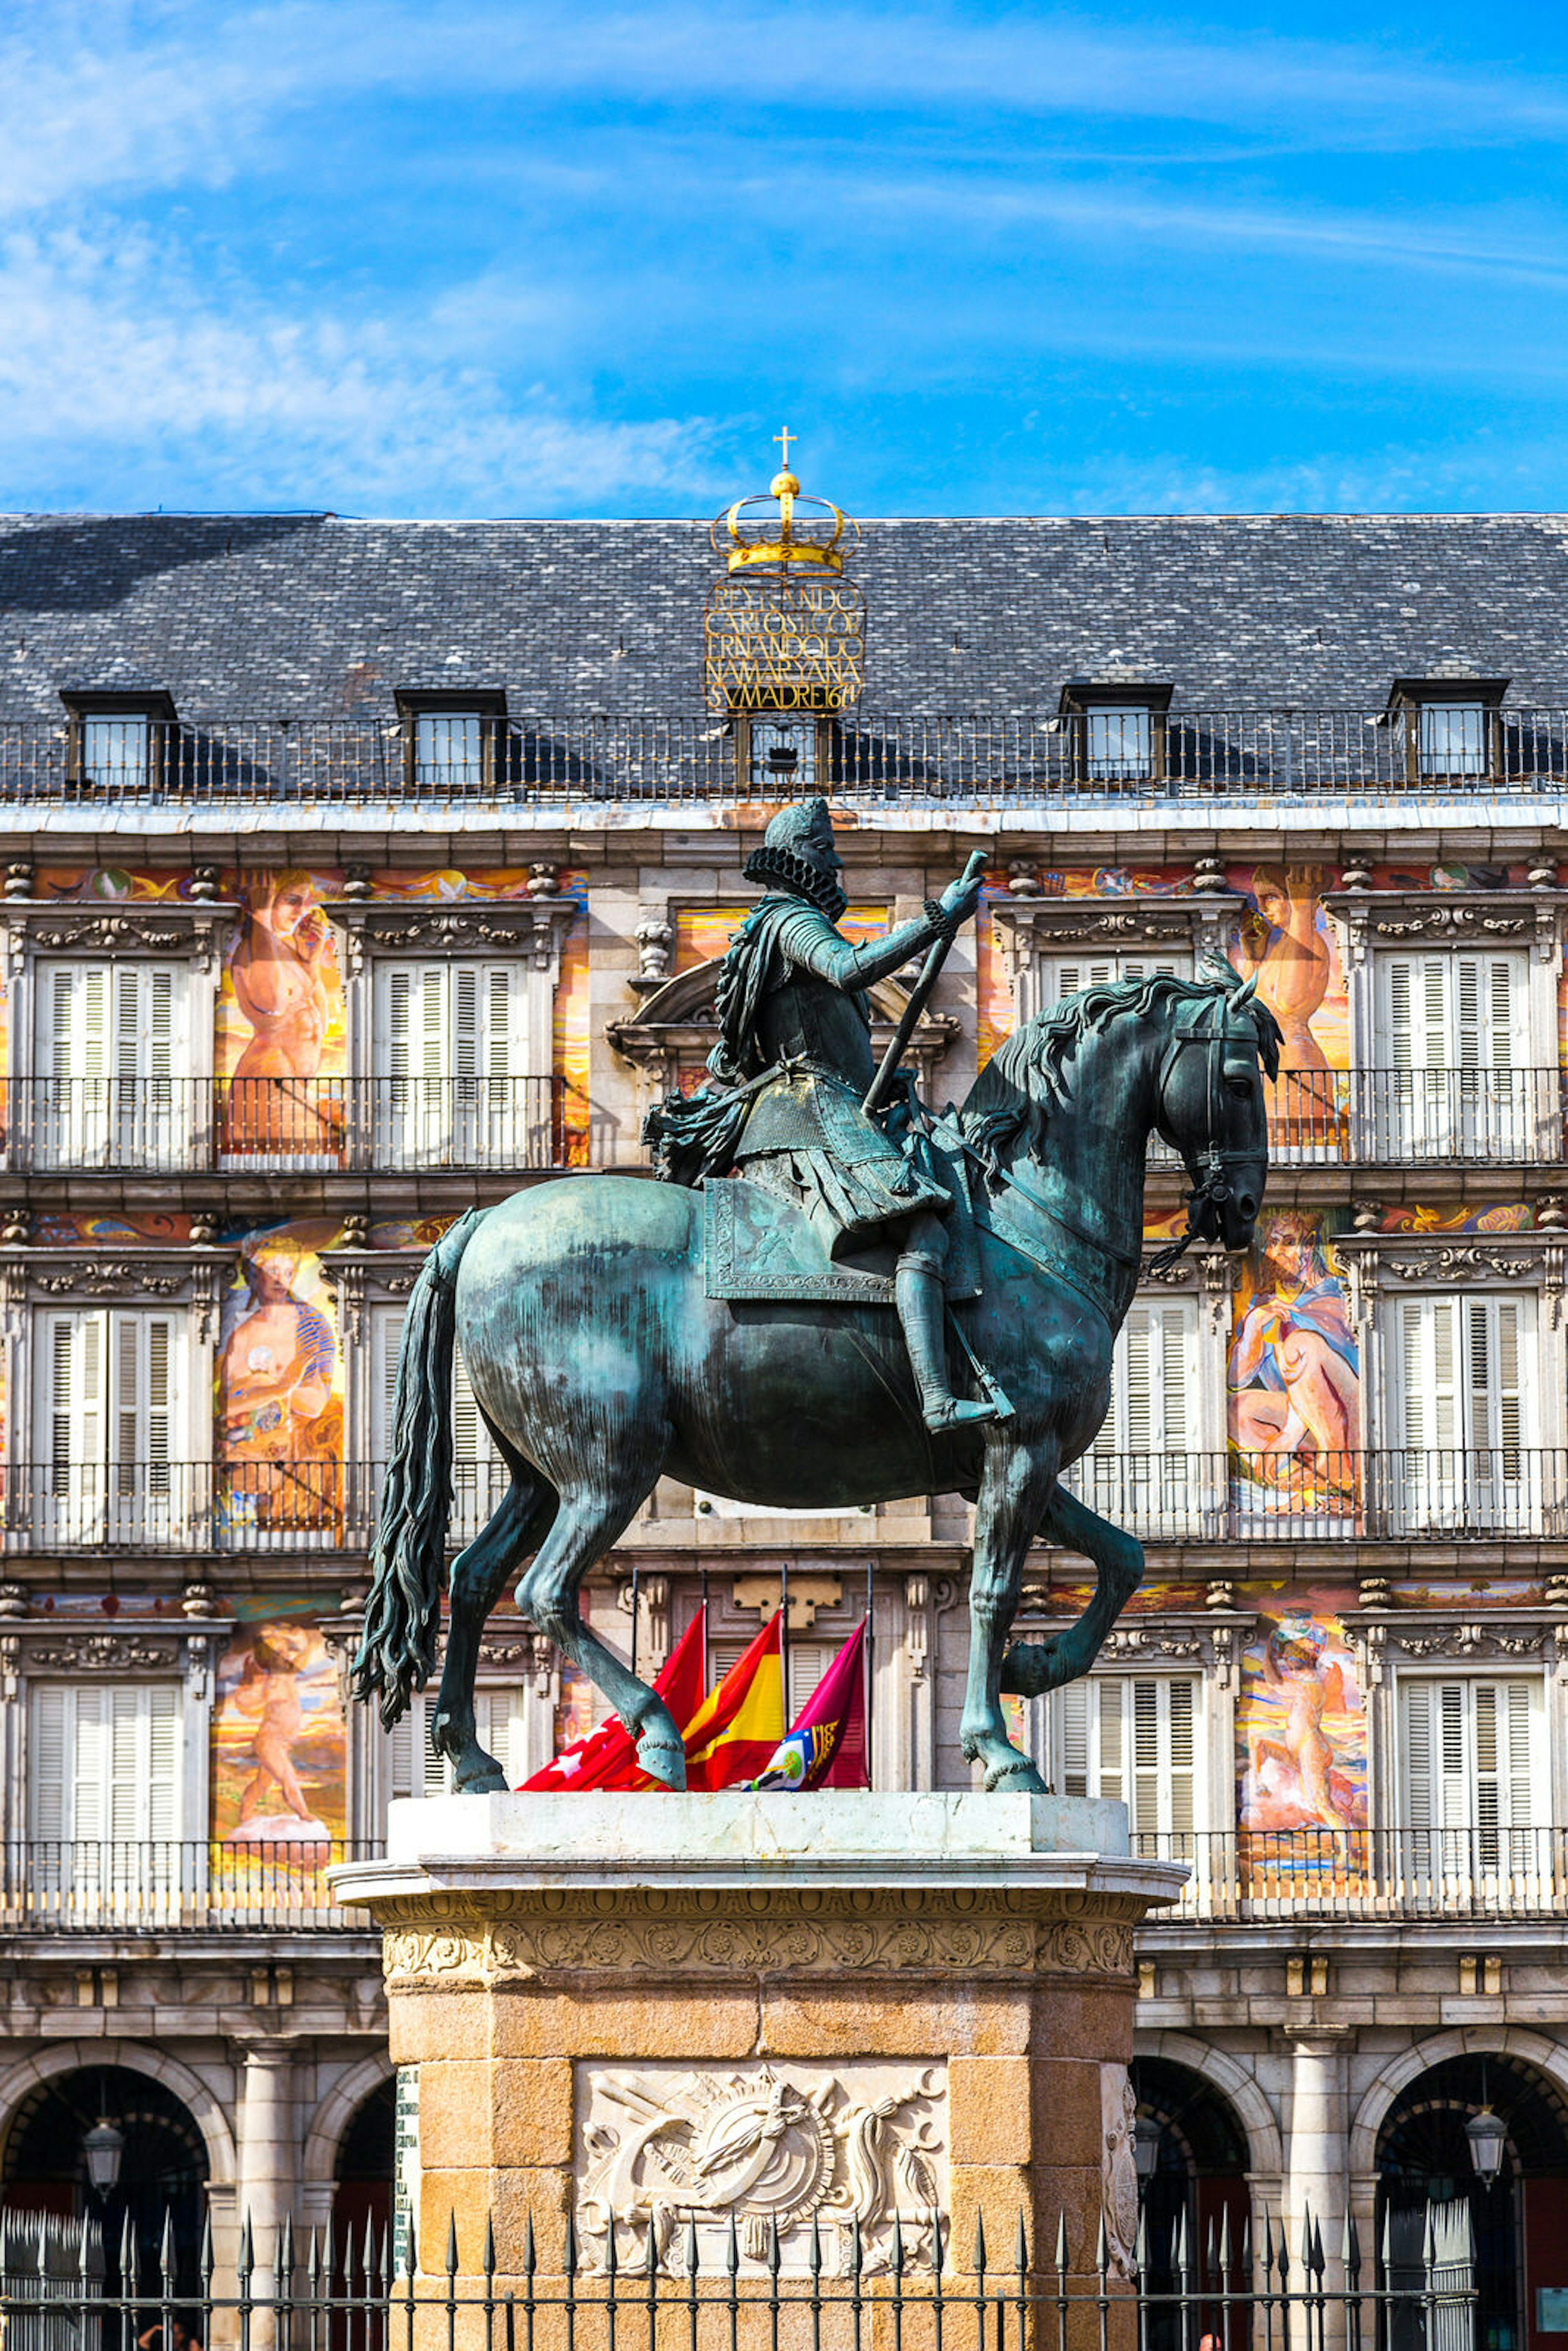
top-left (2, 510), bottom-right (1568, 719)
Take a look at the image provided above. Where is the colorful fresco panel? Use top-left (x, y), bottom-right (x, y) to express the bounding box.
top-left (1228, 1211), bottom-right (1360, 1524)
top-left (217, 1222), bottom-right (345, 1540)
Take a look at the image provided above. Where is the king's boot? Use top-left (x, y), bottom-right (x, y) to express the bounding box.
top-left (895, 1255), bottom-right (998, 1434)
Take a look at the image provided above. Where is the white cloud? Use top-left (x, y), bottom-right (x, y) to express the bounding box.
top-left (0, 225), bottom-right (715, 513)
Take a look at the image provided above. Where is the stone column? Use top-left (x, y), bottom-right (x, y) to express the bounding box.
top-left (336, 1790), bottom-right (1182, 2347)
top-left (237, 2043), bottom-right (296, 2329)
top-left (1285, 2031), bottom-right (1353, 2318)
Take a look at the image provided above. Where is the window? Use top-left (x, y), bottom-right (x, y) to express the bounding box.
top-left (1388, 1293), bottom-right (1533, 1533)
top-left (1372, 951), bottom-right (1533, 1159)
top-left (1055, 1675), bottom-right (1198, 1849)
top-left (1085, 707), bottom-right (1152, 781)
top-left (389, 1686), bottom-right (530, 1796)
top-left (396, 690), bottom-right (506, 795)
top-left (1060, 682), bottom-right (1172, 786)
top-left (35, 1308), bottom-right (186, 1544)
top-left (373, 960), bottom-right (537, 1168)
top-left (1039, 950), bottom-right (1191, 1005)
top-left (61, 690), bottom-right (176, 795)
top-left (1400, 1676), bottom-right (1543, 1886)
top-left (29, 1682), bottom-right (183, 1918)
top-left (746, 716), bottom-right (820, 790)
top-left (1070, 1297), bottom-right (1200, 1538)
top-left (34, 960), bottom-right (188, 1169)
top-left (709, 1634), bottom-right (831, 1725)
top-left (371, 1303), bottom-right (503, 1541)
top-left (1419, 703), bottom-right (1489, 778)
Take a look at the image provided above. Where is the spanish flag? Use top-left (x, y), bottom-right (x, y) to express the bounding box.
top-left (517, 1606), bottom-right (710, 1791)
top-left (683, 1611), bottom-right (786, 1790)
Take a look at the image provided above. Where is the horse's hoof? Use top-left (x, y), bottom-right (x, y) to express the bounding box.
top-left (984, 1756), bottom-right (1048, 1794)
top-left (456, 1765), bottom-right (510, 1795)
top-left (637, 1730), bottom-right (688, 1790)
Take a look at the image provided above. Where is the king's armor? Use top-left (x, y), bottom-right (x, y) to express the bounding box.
top-left (649, 797), bottom-right (993, 1433)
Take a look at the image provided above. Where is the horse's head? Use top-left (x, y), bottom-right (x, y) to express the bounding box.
top-left (1152, 958), bottom-right (1281, 1253)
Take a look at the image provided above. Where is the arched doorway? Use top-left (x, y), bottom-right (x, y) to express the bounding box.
top-left (1377, 2053), bottom-right (1568, 2351)
top-left (1131, 2056), bottom-right (1251, 2323)
top-left (332, 2078), bottom-right (394, 2273)
top-left (1, 2065), bottom-right (209, 2297)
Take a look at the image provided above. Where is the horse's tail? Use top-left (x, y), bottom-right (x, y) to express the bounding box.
top-left (352, 1206), bottom-right (487, 1726)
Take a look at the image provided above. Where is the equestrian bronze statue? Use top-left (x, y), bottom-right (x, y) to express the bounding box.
top-left (354, 801), bottom-right (1278, 1794)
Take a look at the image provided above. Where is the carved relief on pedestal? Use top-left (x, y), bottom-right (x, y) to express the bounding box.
top-left (575, 2059), bottom-right (946, 2275)
top-left (1100, 2066), bottom-right (1138, 2281)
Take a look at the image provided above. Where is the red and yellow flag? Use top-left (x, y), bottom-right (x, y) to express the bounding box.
top-left (518, 1607), bottom-right (709, 1792)
top-left (683, 1611), bottom-right (785, 1790)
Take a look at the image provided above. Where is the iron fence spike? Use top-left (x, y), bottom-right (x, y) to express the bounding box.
top-left (322, 2215), bottom-right (336, 2285)
top-left (161, 2206), bottom-right (177, 2279)
top-left (76, 2213), bottom-right (92, 2284)
top-left (1016, 2212), bottom-right (1028, 2277)
top-left (307, 2228), bottom-right (321, 2290)
top-left (1219, 2206), bottom-right (1232, 2270)
top-left (485, 2214), bottom-right (497, 2281)
top-left (686, 2216), bottom-right (700, 2278)
top-left (973, 2211), bottom-right (987, 2275)
top-left (1055, 2209), bottom-right (1068, 2273)
top-left (605, 2215), bottom-right (617, 2279)
top-left (564, 2205), bottom-right (579, 2279)
top-left (280, 2210), bottom-right (294, 2276)
top-left (238, 2212), bottom-right (254, 2278)
top-left (767, 2215), bottom-right (781, 2278)
top-left (809, 2214), bottom-right (823, 2279)
top-left (524, 2213), bottom-right (537, 2281)
top-left (403, 2204), bottom-right (417, 2280)
top-left (892, 2212), bottom-right (905, 2278)
top-left (1096, 2212), bottom-right (1109, 2278)
top-left (646, 2220), bottom-right (659, 2278)
top-left (727, 2215), bottom-right (739, 2278)
top-left (931, 2206), bottom-right (944, 2278)
top-left (447, 2212), bottom-right (460, 2278)
top-left (1135, 2207), bottom-right (1148, 2279)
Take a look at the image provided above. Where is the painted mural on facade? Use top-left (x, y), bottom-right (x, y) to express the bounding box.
top-left (210, 1605), bottom-right (346, 1848)
top-left (218, 872), bottom-right (347, 1156)
top-left (1236, 1589), bottom-right (1367, 1837)
top-left (217, 1222), bottom-right (345, 1540)
top-left (1229, 1211), bottom-right (1360, 1522)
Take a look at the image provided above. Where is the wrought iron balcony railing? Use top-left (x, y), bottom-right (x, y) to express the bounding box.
top-left (1067, 1447), bottom-right (1562, 1539)
top-left (1144, 1066), bottom-right (1568, 1167)
top-left (7, 1448), bottom-right (1559, 1551)
top-left (0, 1837), bottom-right (384, 1934)
top-left (6, 709), bottom-right (1568, 806)
top-left (1132, 1825), bottom-right (1568, 1921)
top-left (4, 1074), bottom-right (568, 1173)
top-left (0, 1459), bottom-right (515, 1552)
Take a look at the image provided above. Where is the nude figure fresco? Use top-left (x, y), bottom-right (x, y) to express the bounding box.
top-left (1229, 1211), bottom-right (1361, 1522)
top-left (211, 1611), bottom-right (346, 1850)
top-left (1237, 1595), bottom-right (1367, 1848)
top-left (218, 872), bottom-right (346, 1159)
top-left (1233, 865), bottom-right (1347, 1147)
top-left (217, 1225), bottom-right (344, 1538)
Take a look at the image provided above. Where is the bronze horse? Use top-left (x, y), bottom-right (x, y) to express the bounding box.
top-left (353, 963), bottom-right (1277, 1792)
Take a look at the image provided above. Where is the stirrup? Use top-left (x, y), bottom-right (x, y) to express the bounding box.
top-left (923, 1394), bottom-right (999, 1434)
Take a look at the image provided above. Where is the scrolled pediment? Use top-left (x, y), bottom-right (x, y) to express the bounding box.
top-left (3, 904), bottom-right (234, 977)
top-left (335, 896), bottom-right (577, 974)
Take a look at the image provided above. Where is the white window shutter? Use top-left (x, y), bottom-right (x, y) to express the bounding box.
top-left (1166, 1679), bottom-right (1196, 1837)
top-left (474, 1688), bottom-right (530, 1785)
top-left (1095, 1678), bottom-right (1126, 1808)
top-left (143, 1686), bottom-right (181, 1841)
top-left (388, 1710), bottom-right (416, 1801)
top-left (29, 1686), bottom-right (68, 1842)
top-left (1058, 1682), bottom-right (1090, 1799)
top-left (372, 1305), bottom-right (406, 1465)
top-left (71, 1688), bottom-right (109, 1845)
top-left (452, 1340), bottom-right (483, 1467)
top-left (453, 966), bottom-right (480, 1084)
top-left (484, 966), bottom-right (516, 1079)
top-left (1403, 1679), bottom-right (1434, 1832)
top-left (1438, 1681), bottom-right (1469, 1830)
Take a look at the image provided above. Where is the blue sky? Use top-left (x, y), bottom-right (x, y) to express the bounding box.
top-left (6, 0), bottom-right (1568, 518)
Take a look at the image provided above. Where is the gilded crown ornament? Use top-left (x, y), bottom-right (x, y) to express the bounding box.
top-left (711, 428), bottom-right (860, 577)
top-left (704, 434), bottom-right (866, 714)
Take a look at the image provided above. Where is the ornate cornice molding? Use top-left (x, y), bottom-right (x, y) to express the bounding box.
top-left (2, 905), bottom-right (234, 979)
top-left (990, 895), bottom-right (1233, 973)
top-left (336, 897), bottom-right (577, 976)
top-left (373, 1889), bottom-right (1140, 1988)
top-left (1346, 1610), bottom-right (1568, 1683)
top-left (1325, 889), bottom-right (1568, 967)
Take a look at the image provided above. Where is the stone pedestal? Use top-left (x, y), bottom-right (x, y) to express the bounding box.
top-left (335, 1792), bottom-right (1180, 2307)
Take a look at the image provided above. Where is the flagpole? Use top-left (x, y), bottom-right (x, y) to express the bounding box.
top-left (864, 1557), bottom-right (874, 1788)
top-left (781, 1558), bottom-right (791, 1728)
top-left (630, 1561), bottom-right (639, 1680)
top-left (700, 1561), bottom-right (710, 1692)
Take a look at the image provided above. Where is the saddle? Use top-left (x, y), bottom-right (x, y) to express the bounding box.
top-left (702, 1152), bottom-right (982, 1307)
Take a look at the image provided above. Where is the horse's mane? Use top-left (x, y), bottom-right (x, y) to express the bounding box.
top-left (958, 967), bottom-right (1282, 1164)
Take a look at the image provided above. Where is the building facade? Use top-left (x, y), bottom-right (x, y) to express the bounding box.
top-left (1, 491), bottom-right (1567, 2332)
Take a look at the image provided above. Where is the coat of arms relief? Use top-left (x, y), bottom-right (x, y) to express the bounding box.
top-left (575, 2060), bottom-right (947, 2275)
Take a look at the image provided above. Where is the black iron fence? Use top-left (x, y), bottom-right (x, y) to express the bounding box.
top-left (0, 1838), bottom-right (385, 1934)
top-left (0, 2203), bottom-right (1483, 2351)
top-left (6, 710), bottom-right (1568, 807)
top-left (0, 1458), bottom-right (511, 1552)
top-left (3, 1076), bottom-right (568, 1174)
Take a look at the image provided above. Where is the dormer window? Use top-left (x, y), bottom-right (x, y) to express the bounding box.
top-left (60, 690), bottom-right (176, 796)
top-left (1386, 677), bottom-right (1506, 784)
top-left (396, 689), bottom-right (507, 794)
top-left (745, 714), bottom-right (820, 791)
top-left (1060, 681), bottom-right (1172, 786)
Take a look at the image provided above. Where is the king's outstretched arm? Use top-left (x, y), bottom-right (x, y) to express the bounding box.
top-left (775, 868), bottom-right (983, 993)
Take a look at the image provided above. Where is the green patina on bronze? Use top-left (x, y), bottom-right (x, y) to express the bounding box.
top-left (352, 805), bottom-right (1279, 1795)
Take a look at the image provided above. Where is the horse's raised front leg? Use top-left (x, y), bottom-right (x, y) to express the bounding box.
top-left (998, 1485), bottom-right (1143, 1700)
top-left (517, 1472), bottom-right (686, 1789)
top-left (960, 1443), bottom-right (1054, 1793)
top-left (432, 1475), bottom-right (558, 1792)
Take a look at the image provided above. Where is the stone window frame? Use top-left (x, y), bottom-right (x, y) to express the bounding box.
top-left (332, 895), bottom-right (578, 1093)
top-left (988, 893), bottom-right (1235, 1032)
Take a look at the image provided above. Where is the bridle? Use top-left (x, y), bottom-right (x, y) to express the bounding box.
top-left (1146, 991), bottom-right (1263, 1276)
